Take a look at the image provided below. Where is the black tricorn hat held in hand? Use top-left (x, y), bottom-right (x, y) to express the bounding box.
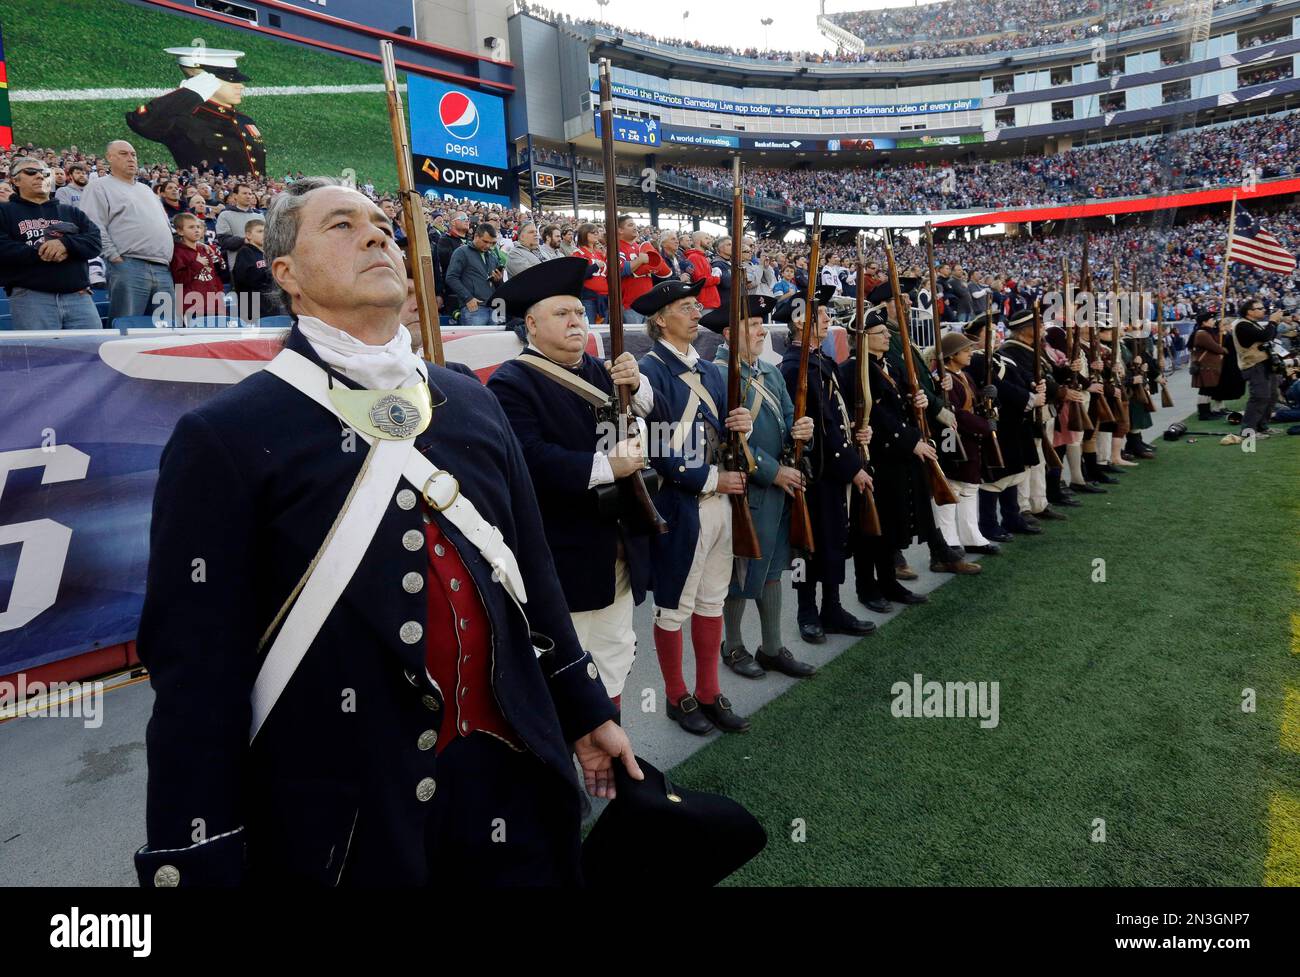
top-left (581, 757), bottom-right (767, 888)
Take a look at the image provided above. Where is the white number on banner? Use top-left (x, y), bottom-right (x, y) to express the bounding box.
top-left (0, 446), bottom-right (91, 632)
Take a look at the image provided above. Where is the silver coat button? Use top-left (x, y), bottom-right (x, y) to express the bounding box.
top-left (434, 544), bottom-right (445, 557)
top-left (153, 864), bottom-right (181, 887)
top-left (395, 489), bottom-right (417, 510)
top-left (400, 621), bottom-right (423, 644)
top-left (402, 572), bottom-right (424, 594)
top-left (460, 720), bottom-right (470, 732)
top-left (416, 777), bottom-right (437, 802)
top-left (587, 662), bottom-right (599, 680)
top-left (459, 617), bottom-right (470, 630)
top-left (421, 694), bottom-right (440, 711)
top-left (417, 730), bottom-right (437, 751)
top-left (450, 578), bottom-right (461, 592)
top-left (402, 529), bottom-right (424, 551)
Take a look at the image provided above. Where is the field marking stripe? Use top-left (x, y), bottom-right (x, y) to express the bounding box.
top-left (11, 83), bottom-right (404, 103)
top-left (1263, 791), bottom-right (1300, 887)
top-left (1283, 686), bottom-right (1300, 757)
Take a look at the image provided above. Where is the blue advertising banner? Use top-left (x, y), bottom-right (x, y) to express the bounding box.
top-left (0, 324), bottom-right (837, 678)
top-left (594, 114), bottom-right (660, 147)
top-left (408, 75), bottom-right (508, 169)
top-left (662, 128), bottom-right (740, 148)
top-left (0, 331), bottom-right (285, 675)
top-left (598, 78), bottom-right (980, 119)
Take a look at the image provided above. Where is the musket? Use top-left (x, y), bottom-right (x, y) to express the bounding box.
top-left (852, 234), bottom-right (882, 537)
top-left (1081, 234), bottom-right (1116, 426)
top-left (381, 40), bottom-right (442, 365)
top-left (1108, 256), bottom-right (1129, 415)
top-left (724, 156), bottom-right (762, 559)
top-left (787, 210), bottom-right (820, 553)
top-left (597, 58), bottom-right (668, 536)
top-left (979, 290), bottom-right (1006, 469)
top-left (924, 221), bottom-right (940, 333)
top-left (884, 233), bottom-right (957, 506)
top-left (1062, 254), bottom-right (1091, 433)
top-left (1130, 265), bottom-right (1157, 412)
top-left (1031, 299), bottom-right (1064, 470)
top-left (1157, 294), bottom-right (1174, 408)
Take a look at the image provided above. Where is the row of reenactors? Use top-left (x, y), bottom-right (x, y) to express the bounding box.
top-left (486, 258), bottom-right (1166, 736)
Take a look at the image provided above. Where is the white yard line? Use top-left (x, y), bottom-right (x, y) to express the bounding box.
top-left (10, 84), bottom-right (404, 103)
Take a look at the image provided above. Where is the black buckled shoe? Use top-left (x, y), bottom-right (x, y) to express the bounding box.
top-left (821, 606), bottom-right (877, 637)
top-left (698, 694), bottom-right (751, 732)
top-left (884, 587), bottom-right (929, 604)
top-left (722, 645), bottom-right (766, 679)
top-left (667, 694), bottom-right (715, 735)
top-left (1055, 494), bottom-right (1084, 507)
top-left (1005, 519), bottom-right (1043, 535)
top-left (981, 526), bottom-right (1014, 542)
top-left (1033, 507), bottom-right (1069, 521)
top-left (756, 646), bottom-right (817, 678)
top-left (859, 593), bottom-right (894, 614)
top-left (1071, 482), bottom-right (1107, 494)
top-left (798, 616), bottom-right (826, 644)
top-left (965, 543), bottom-right (1001, 556)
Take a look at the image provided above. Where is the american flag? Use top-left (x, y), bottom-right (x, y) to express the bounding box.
top-left (1226, 206), bottom-right (1297, 274)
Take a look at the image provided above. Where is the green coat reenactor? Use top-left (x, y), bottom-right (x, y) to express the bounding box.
top-left (703, 296), bottom-right (818, 681)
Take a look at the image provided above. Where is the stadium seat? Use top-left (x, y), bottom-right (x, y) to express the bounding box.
top-left (257, 316), bottom-right (293, 328)
top-left (0, 315), bottom-right (12, 331)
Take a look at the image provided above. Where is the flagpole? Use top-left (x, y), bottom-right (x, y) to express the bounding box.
top-left (1220, 192), bottom-right (1238, 320)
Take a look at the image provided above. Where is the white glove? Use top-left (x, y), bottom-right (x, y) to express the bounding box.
top-left (181, 71), bottom-right (225, 103)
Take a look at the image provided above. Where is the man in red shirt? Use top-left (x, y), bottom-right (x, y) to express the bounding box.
top-left (616, 214), bottom-right (666, 323)
top-left (169, 212), bottom-right (226, 323)
top-left (683, 231), bottom-right (722, 310)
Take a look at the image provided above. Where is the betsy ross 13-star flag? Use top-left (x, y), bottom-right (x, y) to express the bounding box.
top-left (1227, 206), bottom-right (1297, 273)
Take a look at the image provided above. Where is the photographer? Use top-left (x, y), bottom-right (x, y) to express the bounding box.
top-left (0, 155), bottom-right (103, 330)
top-left (1232, 298), bottom-right (1283, 438)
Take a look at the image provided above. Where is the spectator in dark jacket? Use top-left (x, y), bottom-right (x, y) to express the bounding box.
top-left (445, 223), bottom-right (501, 324)
top-left (231, 218), bottom-right (277, 322)
top-left (437, 211), bottom-right (470, 301)
top-left (0, 155), bottom-right (103, 330)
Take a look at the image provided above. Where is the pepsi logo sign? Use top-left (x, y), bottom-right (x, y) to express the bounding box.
top-left (439, 90), bottom-right (480, 140)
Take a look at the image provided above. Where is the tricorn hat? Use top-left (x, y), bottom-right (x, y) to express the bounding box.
top-left (631, 278), bottom-right (705, 317)
top-left (493, 256), bottom-right (589, 320)
top-left (698, 294), bottom-right (775, 332)
top-left (580, 758), bottom-right (768, 888)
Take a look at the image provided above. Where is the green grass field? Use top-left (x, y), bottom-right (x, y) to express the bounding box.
top-left (5, 0), bottom-right (406, 188)
top-left (672, 404), bottom-right (1300, 885)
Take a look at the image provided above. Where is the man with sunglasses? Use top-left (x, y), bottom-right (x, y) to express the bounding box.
top-left (0, 156), bottom-right (103, 330)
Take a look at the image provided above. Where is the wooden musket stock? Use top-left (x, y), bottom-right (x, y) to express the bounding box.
top-left (598, 59), bottom-right (667, 536)
top-left (725, 156), bottom-right (762, 559)
top-left (381, 41), bottom-right (442, 366)
top-left (852, 235), bottom-right (882, 538)
top-left (885, 235), bottom-right (957, 507)
top-left (787, 210), bottom-right (820, 552)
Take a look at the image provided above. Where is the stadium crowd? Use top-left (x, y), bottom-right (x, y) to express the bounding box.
top-left (519, 0), bottom-right (1246, 64)
top-left (656, 112), bottom-right (1300, 214)
top-left (3, 127), bottom-right (1297, 331)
